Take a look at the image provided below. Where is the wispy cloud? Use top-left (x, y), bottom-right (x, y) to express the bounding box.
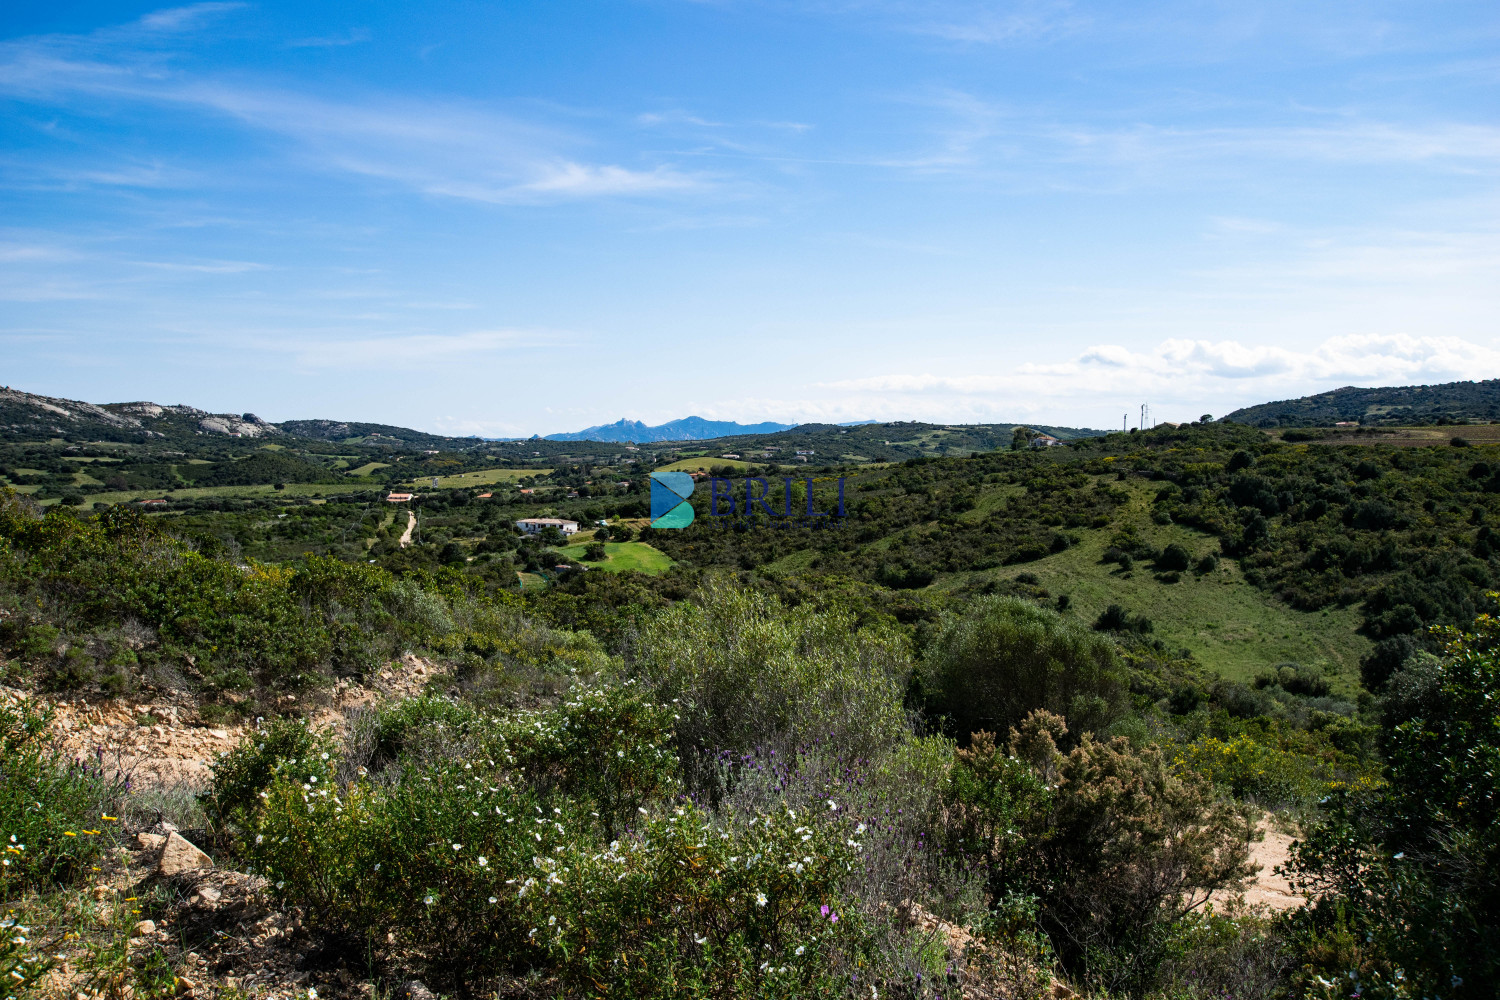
top-left (136, 2), bottom-right (246, 33)
top-left (286, 28), bottom-right (372, 49)
top-left (0, 12), bottom-right (711, 205)
top-left (255, 328), bottom-right (578, 369)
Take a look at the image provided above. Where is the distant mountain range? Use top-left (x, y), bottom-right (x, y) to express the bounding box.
top-left (544, 417), bottom-right (798, 443)
top-left (1224, 379), bottom-right (1500, 428)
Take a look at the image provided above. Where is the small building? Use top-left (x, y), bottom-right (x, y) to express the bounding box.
top-left (795, 449), bottom-right (815, 456)
top-left (1029, 434), bottom-right (1062, 448)
top-left (519, 488), bottom-right (534, 495)
top-left (139, 498), bottom-right (168, 506)
top-left (476, 492), bottom-right (492, 499)
top-left (385, 492), bottom-right (415, 503)
top-left (1335, 421), bottom-right (1359, 427)
top-left (720, 453), bottom-right (741, 460)
top-left (516, 517), bottom-right (579, 536)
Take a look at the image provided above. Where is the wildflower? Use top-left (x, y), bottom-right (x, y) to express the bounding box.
top-left (320, 753), bottom-right (329, 761)
top-left (308, 989), bottom-right (318, 999)
top-left (826, 799), bottom-right (837, 810)
top-left (756, 891), bottom-right (767, 907)
top-left (795, 945), bottom-right (805, 956)
top-left (452, 843), bottom-right (462, 851)
top-left (548, 915), bottom-right (556, 925)
top-left (489, 896), bottom-right (497, 904)
top-left (694, 934), bottom-right (708, 945)
top-left (820, 905), bottom-right (830, 918)
top-left (256, 835), bottom-right (264, 844)
top-left (478, 856), bottom-right (488, 867)
top-left (425, 895), bottom-right (435, 906)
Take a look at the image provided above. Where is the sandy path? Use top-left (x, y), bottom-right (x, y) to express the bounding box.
top-left (398, 508), bottom-right (416, 547)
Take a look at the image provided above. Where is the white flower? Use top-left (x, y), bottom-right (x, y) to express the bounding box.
top-left (255, 835), bottom-right (263, 844)
top-left (488, 896), bottom-right (498, 904)
top-left (694, 934), bottom-right (708, 945)
top-left (755, 891), bottom-right (767, 907)
top-left (452, 843), bottom-right (462, 851)
top-left (795, 945), bottom-right (805, 956)
top-left (548, 915), bottom-right (556, 925)
top-left (308, 989), bottom-right (318, 999)
top-left (856, 822), bottom-right (866, 834)
top-left (320, 753), bottom-right (329, 760)
top-left (826, 799), bottom-right (837, 811)
top-left (425, 895), bottom-right (434, 905)
top-left (478, 856), bottom-right (488, 867)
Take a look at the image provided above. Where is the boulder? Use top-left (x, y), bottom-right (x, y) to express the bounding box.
top-left (158, 832), bottom-right (213, 876)
top-left (136, 832), bottom-right (167, 852)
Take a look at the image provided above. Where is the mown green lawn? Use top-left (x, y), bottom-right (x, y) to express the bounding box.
top-left (563, 541), bottom-right (674, 575)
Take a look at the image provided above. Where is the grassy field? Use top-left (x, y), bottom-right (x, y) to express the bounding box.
top-left (934, 481), bottom-right (1371, 687)
top-left (33, 482), bottom-right (380, 506)
top-left (348, 461), bottom-right (391, 476)
top-left (403, 467), bottom-right (550, 489)
top-left (1266, 425), bottom-right (1500, 447)
top-left (563, 540), bottom-right (674, 575)
top-left (655, 457), bottom-right (752, 473)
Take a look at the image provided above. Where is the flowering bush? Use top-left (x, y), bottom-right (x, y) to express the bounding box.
top-left (0, 698), bottom-right (123, 894)
top-left (243, 682), bottom-right (867, 996)
top-left (202, 716), bottom-right (337, 836)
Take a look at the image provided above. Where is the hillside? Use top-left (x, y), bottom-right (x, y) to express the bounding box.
top-left (1224, 378), bottom-right (1500, 427)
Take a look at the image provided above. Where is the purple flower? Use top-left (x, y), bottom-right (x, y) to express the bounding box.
top-left (820, 904), bottom-right (830, 917)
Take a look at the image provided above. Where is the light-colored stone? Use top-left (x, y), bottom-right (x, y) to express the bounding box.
top-left (133, 919), bottom-right (156, 936)
top-left (137, 832), bottom-right (167, 852)
top-left (158, 832), bottom-right (213, 875)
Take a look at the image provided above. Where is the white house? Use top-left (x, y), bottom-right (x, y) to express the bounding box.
top-left (516, 517), bottom-right (579, 535)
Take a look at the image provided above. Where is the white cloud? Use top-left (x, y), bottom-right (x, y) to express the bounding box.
top-left (806, 333), bottom-right (1500, 426)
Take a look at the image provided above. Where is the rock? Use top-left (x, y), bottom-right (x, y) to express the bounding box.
top-left (158, 832), bottom-right (213, 875)
top-left (195, 886), bottom-right (222, 905)
top-left (133, 919), bottom-right (156, 936)
top-left (153, 821), bottom-right (179, 834)
top-left (401, 982), bottom-right (438, 1000)
top-left (137, 832), bottom-right (167, 852)
top-left (209, 729), bottom-right (228, 740)
top-left (174, 977), bottom-right (196, 995)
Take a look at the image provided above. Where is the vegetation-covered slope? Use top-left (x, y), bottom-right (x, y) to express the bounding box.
top-left (1224, 378), bottom-right (1500, 427)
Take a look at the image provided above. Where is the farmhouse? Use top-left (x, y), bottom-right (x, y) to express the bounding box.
top-left (385, 492), bottom-right (415, 503)
top-left (516, 517), bottom-right (579, 536)
top-left (1029, 434), bottom-right (1062, 448)
top-left (720, 453), bottom-right (741, 460)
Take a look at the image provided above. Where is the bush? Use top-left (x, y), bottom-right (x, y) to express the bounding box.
top-left (203, 717), bottom-right (337, 835)
top-left (1286, 603), bottom-right (1500, 999)
top-left (1253, 662), bottom-right (1331, 697)
top-left (628, 584), bottom-right (912, 769)
top-left (247, 693), bottom-right (863, 996)
top-left (0, 698), bottom-right (124, 893)
top-left (942, 711), bottom-right (1254, 992)
top-left (582, 541), bottom-right (608, 561)
top-left (923, 596), bottom-right (1128, 741)
top-left (1093, 602), bottom-right (1152, 635)
top-left (1156, 543), bottom-right (1193, 572)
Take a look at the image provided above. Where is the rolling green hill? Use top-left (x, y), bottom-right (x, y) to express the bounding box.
top-left (1225, 378), bottom-right (1500, 427)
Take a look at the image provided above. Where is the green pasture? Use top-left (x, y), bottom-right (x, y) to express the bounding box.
top-left (655, 457), bottom-right (752, 473)
top-left (563, 540), bottom-right (674, 575)
top-left (33, 482), bottom-right (383, 506)
top-left (404, 467), bottom-right (550, 489)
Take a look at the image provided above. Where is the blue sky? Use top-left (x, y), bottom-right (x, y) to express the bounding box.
top-left (2, 1), bottom-right (1497, 436)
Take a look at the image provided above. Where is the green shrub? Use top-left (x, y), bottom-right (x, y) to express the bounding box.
top-left (0, 698), bottom-right (124, 894)
top-left (203, 717), bottom-right (337, 834)
top-left (248, 746), bottom-right (860, 995)
top-left (628, 584), bottom-right (911, 767)
top-left (924, 596), bottom-right (1128, 741)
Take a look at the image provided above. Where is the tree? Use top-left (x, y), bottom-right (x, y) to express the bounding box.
top-left (1011, 426), bottom-right (1037, 451)
top-left (583, 541), bottom-right (607, 562)
top-left (1286, 602), bottom-right (1500, 998)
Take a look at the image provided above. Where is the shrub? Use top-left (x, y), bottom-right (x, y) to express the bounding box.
top-left (0, 698), bottom-right (124, 894)
top-left (628, 584), bottom-right (912, 769)
top-left (1252, 662), bottom-right (1331, 697)
top-left (248, 732), bottom-right (861, 995)
top-left (941, 711), bottom-right (1254, 993)
top-left (582, 541), bottom-right (608, 561)
top-left (1093, 603), bottom-right (1153, 635)
top-left (1286, 603), bottom-right (1500, 999)
top-left (1156, 543), bottom-right (1193, 572)
top-left (203, 717), bottom-right (338, 835)
top-left (923, 597), bottom-right (1128, 741)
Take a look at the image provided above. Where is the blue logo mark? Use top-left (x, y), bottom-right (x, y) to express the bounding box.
top-left (649, 471), bottom-right (696, 528)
